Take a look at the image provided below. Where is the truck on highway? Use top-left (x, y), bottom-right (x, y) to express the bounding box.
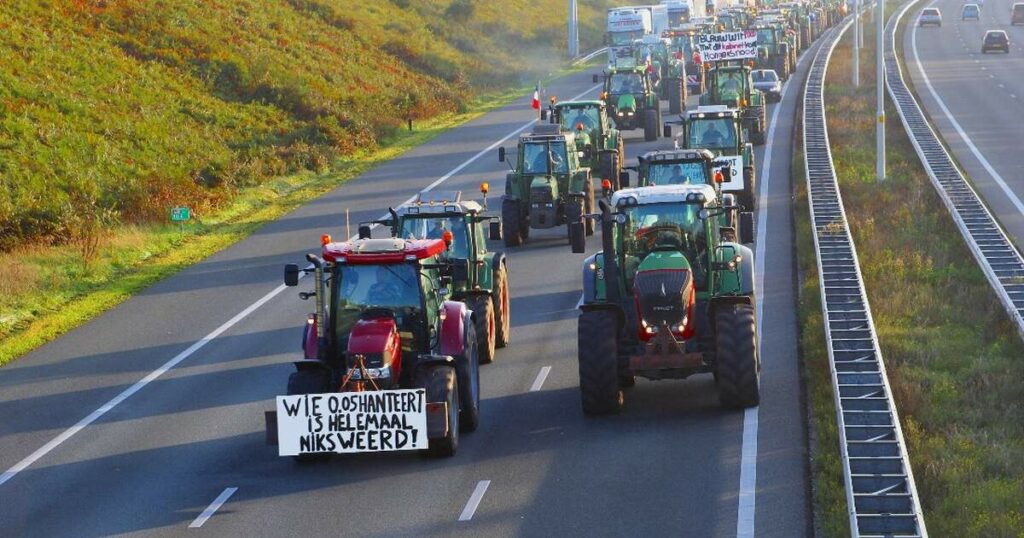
top-left (663, 0), bottom-right (706, 24)
top-left (607, 7), bottom-right (652, 67)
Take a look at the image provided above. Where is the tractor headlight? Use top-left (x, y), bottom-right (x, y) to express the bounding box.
top-left (349, 366), bottom-right (392, 380)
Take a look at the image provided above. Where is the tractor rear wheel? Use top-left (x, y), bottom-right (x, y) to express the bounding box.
top-left (565, 197), bottom-right (585, 246)
top-left (578, 310), bottom-right (623, 415)
top-left (493, 265), bottom-right (511, 348)
top-left (644, 108), bottom-right (658, 141)
top-left (467, 295), bottom-right (496, 365)
top-left (584, 179), bottom-right (595, 236)
top-left (287, 368), bottom-right (332, 463)
top-left (420, 365), bottom-right (460, 457)
top-left (668, 79), bottom-right (684, 114)
top-left (502, 198), bottom-right (525, 247)
top-left (457, 321), bottom-right (481, 432)
top-left (741, 166), bottom-right (757, 211)
top-left (715, 303), bottom-right (760, 409)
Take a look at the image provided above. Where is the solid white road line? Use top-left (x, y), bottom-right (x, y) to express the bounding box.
top-left (736, 38), bottom-right (809, 538)
top-left (0, 82), bottom-right (602, 489)
top-left (458, 480), bottom-right (491, 521)
top-left (529, 366), bottom-right (552, 392)
top-left (189, 487), bottom-right (238, 529)
top-left (912, 7), bottom-right (1024, 217)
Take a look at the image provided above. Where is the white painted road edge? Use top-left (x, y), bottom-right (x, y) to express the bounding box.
top-left (910, 6), bottom-right (1024, 216)
top-left (458, 480), bottom-right (491, 521)
top-left (737, 41), bottom-right (814, 538)
top-left (529, 366), bottom-right (552, 392)
top-left (189, 487), bottom-right (238, 529)
top-left (0, 82), bottom-right (601, 488)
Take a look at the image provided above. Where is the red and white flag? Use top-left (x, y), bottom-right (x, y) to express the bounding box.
top-left (531, 83), bottom-right (540, 110)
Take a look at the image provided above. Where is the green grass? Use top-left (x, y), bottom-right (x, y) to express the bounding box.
top-left (795, 14), bottom-right (1024, 536)
top-left (0, 0), bottom-right (618, 365)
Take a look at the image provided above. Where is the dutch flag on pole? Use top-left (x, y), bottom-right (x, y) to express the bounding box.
top-left (531, 83), bottom-right (540, 110)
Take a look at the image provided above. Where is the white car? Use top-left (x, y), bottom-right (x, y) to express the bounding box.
top-left (918, 7), bottom-right (942, 26)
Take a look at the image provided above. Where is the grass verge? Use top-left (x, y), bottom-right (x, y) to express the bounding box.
top-left (0, 61), bottom-right (591, 367)
top-left (795, 12), bottom-right (1024, 536)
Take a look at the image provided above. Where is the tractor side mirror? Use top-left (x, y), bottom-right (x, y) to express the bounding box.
top-left (489, 221), bottom-right (503, 241)
top-left (740, 211), bottom-right (755, 244)
top-left (451, 259), bottom-right (470, 283)
top-left (541, 109), bottom-right (548, 121)
top-left (358, 224), bottom-right (372, 239)
top-left (284, 264), bottom-right (300, 287)
top-left (498, 146), bottom-right (506, 162)
top-left (593, 74), bottom-right (600, 83)
top-left (663, 124), bottom-right (672, 138)
top-left (619, 171), bottom-right (631, 188)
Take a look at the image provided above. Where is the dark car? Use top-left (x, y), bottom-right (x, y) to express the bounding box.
top-left (1013, 2), bottom-right (1024, 25)
top-left (981, 30), bottom-right (1010, 53)
top-left (751, 69), bottom-right (782, 103)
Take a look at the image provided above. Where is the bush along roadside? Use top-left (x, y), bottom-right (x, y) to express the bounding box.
top-left (795, 17), bottom-right (1024, 536)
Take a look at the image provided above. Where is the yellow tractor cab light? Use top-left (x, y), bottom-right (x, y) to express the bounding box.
top-left (741, 99), bottom-right (747, 106)
top-left (550, 96), bottom-right (557, 103)
top-left (480, 181), bottom-right (489, 194)
top-left (320, 233), bottom-right (332, 246)
top-left (600, 91), bottom-right (608, 100)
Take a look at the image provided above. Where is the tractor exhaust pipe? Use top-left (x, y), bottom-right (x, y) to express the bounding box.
top-left (306, 253), bottom-right (328, 360)
top-left (598, 199), bottom-right (621, 304)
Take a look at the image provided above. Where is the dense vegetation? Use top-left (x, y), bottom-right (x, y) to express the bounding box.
top-left (798, 20), bottom-right (1024, 535)
top-left (0, 0), bottom-right (614, 252)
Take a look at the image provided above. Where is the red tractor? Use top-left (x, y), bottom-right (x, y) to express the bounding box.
top-left (266, 236), bottom-right (481, 459)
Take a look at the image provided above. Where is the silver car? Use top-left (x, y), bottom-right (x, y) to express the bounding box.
top-left (919, 7), bottom-right (942, 26)
top-left (751, 69), bottom-right (782, 103)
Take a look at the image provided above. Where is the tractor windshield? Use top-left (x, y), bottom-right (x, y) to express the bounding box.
top-left (609, 73), bottom-right (644, 94)
top-left (332, 263), bottom-right (422, 347)
top-left (689, 118), bottom-right (737, 150)
top-left (716, 71), bottom-right (745, 97)
top-left (560, 107), bottom-right (600, 132)
top-left (621, 201), bottom-right (709, 285)
top-left (610, 30), bottom-right (643, 46)
top-left (522, 141), bottom-right (569, 175)
top-left (647, 162), bottom-right (709, 186)
top-left (399, 216), bottom-right (470, 259)
top-left (757, 28), bottom-right (777, 44)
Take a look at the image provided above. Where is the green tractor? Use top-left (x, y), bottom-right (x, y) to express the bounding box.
top-left (666, 105), bottom-right (758, 210)
top-left (698, 65), bottom-right (767, 147)
top-left (752, 22), bottom-right (793, 80)
top-left (663, 26), bottom-right (707, 96)
top-left (629, 147), bottom-right (755, 243)
top-left (572, 184), bottom-right (759, 414)
top-left (634, 35), bottom-right (688, 114)
top-left (361, 190), bottom-right (511, 365)
top-left (546, 99), bottom-right (627, 189)
top-left (594, 66), bottom-right (662, 142)
top-left (499, 124), bottom-right (596, 247)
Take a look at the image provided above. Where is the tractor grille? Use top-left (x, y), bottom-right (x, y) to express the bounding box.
top-left (634, 269), bottom-right (691, 326)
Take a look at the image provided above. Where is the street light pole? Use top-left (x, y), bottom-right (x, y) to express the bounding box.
top-left (568, 0), bottom-right (579, 58)
top-left (853, 0), bottom-right (859, 87)
top-left (876, 0), bottom-right (886, 181)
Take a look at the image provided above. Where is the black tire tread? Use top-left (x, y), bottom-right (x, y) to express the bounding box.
top-left (715, 304), bottom-right (760, 409)
top-left (578, 310), bottom-right (623, 415)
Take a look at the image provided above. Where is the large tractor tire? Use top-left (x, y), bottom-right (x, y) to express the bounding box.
top-left (578, 310), bottom-right (623, 415)
top-left (584, 179), bottom-right (595, 236)
top-left (287, 368), bottom-right (332, 463)
top-left (457, 322), bottom-right (481, 432)
top-left (493, 264), bottom-right (511, 348)
top-left (467, 295), bottom-right (496, 365)
top-left (715, 303), bottom-right (760, 409)
top-left (419, 365), bottom-right (460, 457)
top-left (741, 166), bottom-right (757, 211)
top-left (668, 79), bottom-right (685, 114)
top-left (598, 151), bottom-right (620, 190)
top-left (774, 56), bottom-right (789, 81)
top-left (565, 196), bottom-right (585, 246)
top-left (643, 108), bottom-right (659, 142)
top-left (502, 198), bottom-right (525, 247)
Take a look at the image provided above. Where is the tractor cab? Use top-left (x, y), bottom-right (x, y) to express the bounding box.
top-left (706, 67), bottom-right (753, 109)
top-left (698, 65), bottom-right (767, 146)
top-left (596, 66), bottom-right (662, 139)
top-left (548, 99), bottom-right (625, 189)
top-left (667, 105), bottom-right (758, 210)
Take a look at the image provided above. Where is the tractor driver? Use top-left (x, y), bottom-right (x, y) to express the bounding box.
top-left (721, 75), bottom-right (741, 94)
top-left (569, 108), bottom-right (597, 130)
top-left (530, 147), bottom-right (564, 174)
top-left (367, 265), bottom-right (417, 307)
top-left (701, 122), bottom-right (726, 146)
top-left (667, 165), bottom-right (689, 184)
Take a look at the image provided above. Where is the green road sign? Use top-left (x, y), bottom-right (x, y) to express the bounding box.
top-left (171, 207), bottom-right (191, 222)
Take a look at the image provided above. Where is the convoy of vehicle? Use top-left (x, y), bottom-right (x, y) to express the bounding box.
top-left (265, 0), bottom-right (846, 460)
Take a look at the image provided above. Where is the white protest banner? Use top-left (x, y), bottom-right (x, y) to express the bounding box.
top-left (276, 389), bottom-right (428, 456)
top-left (711, 155), bottom-right (745, 191)
top-left (695, 30), bottom-right (758, 62)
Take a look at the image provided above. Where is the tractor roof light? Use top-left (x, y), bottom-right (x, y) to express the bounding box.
top-left (601, 178), bottom-right (612, 190)
top-left (442, 230), bottom-right (454, 247)
top-left (714, 171), bottom-right (725, 183)
top-left (321, 234), bottom-right (332, 246)
top-left (480, 182), bottom-right (489, 194)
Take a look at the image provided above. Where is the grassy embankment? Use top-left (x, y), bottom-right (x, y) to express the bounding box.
top-left (0, 0), bottom-right (617, 365)
top-left (795, 10), bottom-right (1024, 536)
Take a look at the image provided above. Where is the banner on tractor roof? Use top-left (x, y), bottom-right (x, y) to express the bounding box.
top-left (711, 155), bottom-right (744, 192)
top-left (694, 30), bottom-right (758, 61)
top-left (276, 389), bottom-right (428, 455)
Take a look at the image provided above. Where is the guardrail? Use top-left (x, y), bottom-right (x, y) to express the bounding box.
top-left (803, 13), bottom-right (929, 537)
top-left (572, 47), bottom-right (608, 66)
top-left (885, 1), bottom-right (1024, 341)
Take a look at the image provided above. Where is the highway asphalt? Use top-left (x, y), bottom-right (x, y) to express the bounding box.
top-left (905, 0), bottom-right (1024, 249)
top-left (0, 38), bottom-right (827, 536)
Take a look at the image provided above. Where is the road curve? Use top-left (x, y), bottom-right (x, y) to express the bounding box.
top-left (904, 0), bottom-right (1024, 248)
top-left (0, 46), bottom-right (821, 536)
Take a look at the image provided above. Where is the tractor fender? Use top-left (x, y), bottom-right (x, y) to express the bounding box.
top-left (439, 300), bottom-right (469, 357)
top-left (490, 251), bottom-right (507, 288)
top-left (580, 253), bottom-right (600, 305)
top-left (718, 241), bottom-right (756, 296)
top-left (301, 318), bottom-right (317, 359)
top-left (292, 357), bottom-right (331, 374)
top-left (571, 168), bottom-right (591, 194)
top-left (579, 301), bottom-right (626, 333)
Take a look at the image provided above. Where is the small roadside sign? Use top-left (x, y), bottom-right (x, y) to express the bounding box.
top-left (171, 207), bottom-right (191, 222)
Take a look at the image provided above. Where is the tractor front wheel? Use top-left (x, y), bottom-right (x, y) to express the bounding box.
top-left (457, 322), bottom-right (481, 432)
top-left (493, 265), bottom-right (511, 348)
top-left (643, 108), bottom-right (659, 141)
top-left (420, 365), bottom-right (460, 457)
top-left (741, 166), bottom-right (757, 211)
top-left (668, 79), bottom-right (685, 114)
top-left (715, 303), bottom-right (760, 409)
top-left (578, 310), bottom-right (623, 415)
top-left (468, 295), bottom-right (497, 365)
top-left (502, 198), bottom-right (525, 247)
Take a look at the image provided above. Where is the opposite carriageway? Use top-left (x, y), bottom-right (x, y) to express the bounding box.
top-left (803, 12), bottom-right (928, 537)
